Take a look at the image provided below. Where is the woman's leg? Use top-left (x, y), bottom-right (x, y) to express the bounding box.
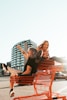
top-left (10, 75), bottom-right (15, 97)
top-left (51, 56), bottom-right (67, 63)
top-left (2, 64), bottom-right (22, 97)
top-left (8, 66), bottom-right (22, 76)
top-left (2, 64), bottom-right (22, 76)
top-left (8, 67), bottom-right (23, 97)
top-left (8, 66), bottom-right (23, 96)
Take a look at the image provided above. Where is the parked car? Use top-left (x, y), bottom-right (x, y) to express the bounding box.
top-left (54, 72), bottom-right (67, 80)
top-left (0, 69), bottom-right (4, 76)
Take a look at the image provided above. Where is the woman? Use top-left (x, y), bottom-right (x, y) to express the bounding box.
top-left (37, 40), bottom-right (49, 51)
top-left (37, 40), bottom-right (66, 63)
top-left (37, 40), bottom-right (49, 59)
top-left (2, 45), bottom-right (41, 97)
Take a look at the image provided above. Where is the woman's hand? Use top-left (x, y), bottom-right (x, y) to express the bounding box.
top-left (16, 45), bottom-right (28, 60)
top-left (16, 45), bottom-right (22, 50)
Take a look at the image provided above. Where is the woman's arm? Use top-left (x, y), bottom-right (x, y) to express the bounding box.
top-left (22, 65), bottom-right (32, 75)
top-left (16, 45), bottom-right (28, 60)
top-left (37, 44), bottom-right (43, 51)
top-left (37, 41), bottom-right (46, 51)
top-left (43, 50), bottom-right (50, 58)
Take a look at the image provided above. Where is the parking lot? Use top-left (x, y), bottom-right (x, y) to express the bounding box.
top-left (0, 76), bottom-right (67, 100)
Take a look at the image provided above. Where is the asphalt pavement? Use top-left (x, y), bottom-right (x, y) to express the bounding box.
top-left (0, 76), bottom-right (67, 100)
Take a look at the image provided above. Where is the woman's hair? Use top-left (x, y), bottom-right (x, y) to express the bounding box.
top-left (41, 40), bottom-right (49, 47)
top-left (29, 47), bottom-right (42, 63)
top-left (37, 40), bottom-right (49, 51)
top-left (28, 47), bottom-right (38, 58)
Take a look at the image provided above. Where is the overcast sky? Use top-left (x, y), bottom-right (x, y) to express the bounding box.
top-left (0, 0), bottom-right (67, 63)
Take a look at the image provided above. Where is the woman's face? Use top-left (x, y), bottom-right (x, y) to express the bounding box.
top-left (42, 41), bottom-right (49, 51)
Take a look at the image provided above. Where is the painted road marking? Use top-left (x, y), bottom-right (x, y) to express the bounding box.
top-left (56, 86), bottom-right (67, 93)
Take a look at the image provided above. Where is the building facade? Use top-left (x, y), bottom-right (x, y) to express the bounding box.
top-left (7, 61), bottom-right (11, 67)
top-left (11, 40), bottom-right (37, 71)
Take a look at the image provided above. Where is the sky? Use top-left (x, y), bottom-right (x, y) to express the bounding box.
top-left (0, 0), bottom-right (67, 63)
